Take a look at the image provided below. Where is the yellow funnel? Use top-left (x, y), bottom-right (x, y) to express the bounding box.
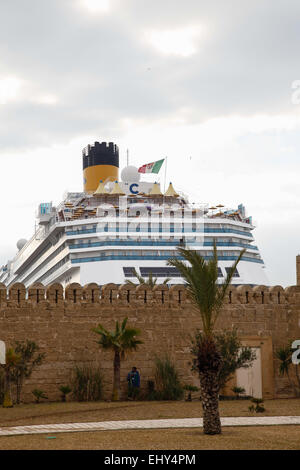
top-left (83, 141), bottom-right (119, 193)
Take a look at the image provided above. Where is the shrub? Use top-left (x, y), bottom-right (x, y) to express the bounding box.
top-left (276, 341), bottom-right (300, 397)
top-left (12, 340), bottom-right (45, 404)
top-left (71, 364), bottom-right (103, 402)
top-left (191, 329), bottom-right (256, 392)
top-left (1, 348), bottom-right (21, 408)
top-left (231, 386), bottom-right (246, 399)
top-left (153, 356), bottom-right (184, 401)
top-left (59, 385), bottom-right (72, 402)
top-left (183, 384), bottom-right (199, 401)
top-left (145, 380), bottom-right (156, 401)
top-left (248, 397), bottom-right (265, 413)
top-left (32, 389), bottom-right (48, 403)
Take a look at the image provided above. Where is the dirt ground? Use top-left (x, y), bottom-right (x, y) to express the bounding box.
top-left (0, 425), bottom-right (299, 450)
top-left (0, 398), bottom-right (299, 427)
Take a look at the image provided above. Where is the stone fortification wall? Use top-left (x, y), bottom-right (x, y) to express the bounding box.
top-left (0, 282), bottom-right (299, 402)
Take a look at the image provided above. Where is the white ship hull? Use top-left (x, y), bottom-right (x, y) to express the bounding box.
top-left (0, 214), bottom-right (268, 287)
top-left (0, 143), bottom-right (269, 288)
top-left (50, 258), bottom-right (268, 287)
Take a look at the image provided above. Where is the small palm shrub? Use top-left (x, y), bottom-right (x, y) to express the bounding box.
top-left (154, 356), bottom-right (184, 401)
top-left (71, 365), bottom-right (103, 402)
top-left (232, 386), bottom-right (246, 399)
top-left (183, 384), bottom-right (199, 401)
top-left (32, 389), bottom-right (48, 403)
top-left (59, 385), bottom-right (72, 402)
top-left (276, 342), bottom-right (300, 397)
top-left (248, 397), bottom-right (265, 413)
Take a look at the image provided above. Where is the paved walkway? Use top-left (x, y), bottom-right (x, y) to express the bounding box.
top-left (0, 416), bottom-right (300, 436)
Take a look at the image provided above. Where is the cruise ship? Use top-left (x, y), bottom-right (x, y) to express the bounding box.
top-left (0, 141), bottom-right (268, 287)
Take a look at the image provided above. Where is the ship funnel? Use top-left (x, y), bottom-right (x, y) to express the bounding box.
top-left (82, 141), bottom-right (119, 193)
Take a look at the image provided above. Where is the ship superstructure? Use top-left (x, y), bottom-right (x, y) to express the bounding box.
top-left (0, 141), bottom-right (268, 287)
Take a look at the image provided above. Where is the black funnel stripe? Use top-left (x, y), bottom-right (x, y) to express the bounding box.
top-left (82, 141), bottom-right (119, 170)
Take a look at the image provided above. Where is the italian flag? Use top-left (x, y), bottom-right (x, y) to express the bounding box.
top-left (138, 158), bottom-right (165, 174)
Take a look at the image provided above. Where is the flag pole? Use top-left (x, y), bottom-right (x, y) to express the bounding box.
top-left (164, 157), bottom-right (168, 193)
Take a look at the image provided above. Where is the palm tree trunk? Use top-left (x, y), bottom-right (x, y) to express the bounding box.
top-left (112, 351), bottom-right (121, 401)
top-left (196, 337), bottom-right (222, 435)
top-left (199, 370), bottom-right (221, 434)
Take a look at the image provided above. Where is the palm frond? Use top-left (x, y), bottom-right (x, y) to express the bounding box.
top-left (121, 317), bottom-right (128, 331)
top-left (218, 249), bottom-right (246, 304)
top-left (93, 319), bottom-right (143, 355)
top-left (168, 244), bottom-right (244, 337)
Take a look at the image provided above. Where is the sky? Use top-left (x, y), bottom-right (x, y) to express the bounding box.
top-left (0, 0), bottom-right (300, 286)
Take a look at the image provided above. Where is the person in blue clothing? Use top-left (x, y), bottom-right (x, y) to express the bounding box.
top-left (127, 366), bottom-right (140, 400)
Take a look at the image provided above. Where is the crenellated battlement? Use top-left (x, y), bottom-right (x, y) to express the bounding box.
top-left (0, 282), bottom-right (299, 308)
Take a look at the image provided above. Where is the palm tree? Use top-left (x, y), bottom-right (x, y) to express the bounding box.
top-left (93, 318), bottom-right (143, 401)
top-left (125, 269), bottom-right (170, 287)
top-left (167, 245), bottom-right (245, 434)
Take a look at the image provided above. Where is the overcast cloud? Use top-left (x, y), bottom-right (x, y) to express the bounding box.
top-left (0, 0), bottom-right (300, 285)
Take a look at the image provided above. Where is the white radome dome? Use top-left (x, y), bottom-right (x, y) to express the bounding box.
top-left (121, 165), bottom-right (141, 183)
top-left (17, 239), bottom-right (27, 251)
